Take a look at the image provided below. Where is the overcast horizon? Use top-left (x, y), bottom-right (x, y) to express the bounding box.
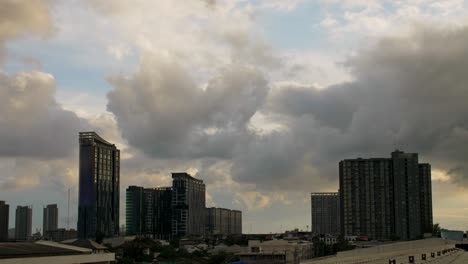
top-left (1, 0), bottom-right (468, 234)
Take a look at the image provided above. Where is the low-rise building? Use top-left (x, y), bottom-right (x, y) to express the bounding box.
top-left (45, 229), bottom-right (77, 242)
top-left (441, 230), bottom-right (464, 241)
top-left (236, 239), bottom-right (313, 264)
top-left (319, 235), bottom-right (338, 245)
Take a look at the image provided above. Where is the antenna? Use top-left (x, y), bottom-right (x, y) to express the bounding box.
top-left (67, 188), bottom-right (70, 230)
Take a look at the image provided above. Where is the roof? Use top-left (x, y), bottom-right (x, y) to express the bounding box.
top-left (61, 239), bottom-right (108, 250)
top-left (0, 242), bottom-right (89, 259)
top-left (79, 131), bottom-right (116, 147)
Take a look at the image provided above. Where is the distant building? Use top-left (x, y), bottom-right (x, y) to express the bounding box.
top-left (206, 207), bottom-right (242, 235)
top-left (311, 192), bottom-right (340, 235)
top-left (236, 240), bottom-right (313, 264)
top-left (0, 201), bottom-right (9, 242)
top-left (78, 132), bottom-right (120, 239)
top-left (43, 204), bottom-right (58, 235)
top-left (15, 206), bottom-right (32, 241)
top-left (172, 172), bottom-right (206, 237)
top-left (45, 228), bottom-right (77, 242)
top-left (125, 186), bottom-right (172, 239)
top-left (440, 229), bottom-right (464, 241)
top-left (339, 150), bottom-right (433, 240)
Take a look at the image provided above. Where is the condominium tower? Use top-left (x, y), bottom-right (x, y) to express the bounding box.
top-left (0, 201), bottom-right (9, 241)
top-left (206, 207), bottom-right (242, 235)
top-left (311, 192), bottom-right (340, 235)
top-left (339, 150), bottom-right (433, 240)
top-left (78, 132), bottom-right (120, 239)
top-left (43, 204), bottom-right (58, 234)
top-left (172, 172), bottom-right (206, 237)
top-left (15, 206), bottom-right (32, 241)
top-left (126, 186), bottom-right (172, 239)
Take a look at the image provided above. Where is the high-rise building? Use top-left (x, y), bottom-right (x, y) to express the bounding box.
top-left (0, 201), bottom-right (9, 241)
top-left (125, 186), bottom-right (173, 239)
top-left (339, 150), bottom-right (433, 240)
top-left (206, 207), bottom-right (242, 235)
top-left (153, 187), bottom-right (173, 239)
top-left (172, 172), bottom-right (206, 237)
top-left (419, 163), bottom-right (433, 234)
top-left (125, 186), bottom-right (143, 236)
top-left (78, 132), bottom-right (120, 239)
top-left (15, 206), bottom-right (32, 241)
top-left (311, 192), bottom-right (340, 235)
top-left (43, 204), bottom-right (58, 235)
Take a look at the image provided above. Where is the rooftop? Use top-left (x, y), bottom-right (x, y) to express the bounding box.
top-left (0, 242), bottom-right (89, 259)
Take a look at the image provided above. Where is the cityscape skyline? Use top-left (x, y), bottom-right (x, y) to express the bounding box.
top-left (1, 0), bottom-right (468, 235)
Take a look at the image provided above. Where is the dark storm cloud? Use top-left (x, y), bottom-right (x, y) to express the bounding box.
top-left (0, 71), bottom-right (85, 158)
top-left (107, 54), bottom-right (268, 159)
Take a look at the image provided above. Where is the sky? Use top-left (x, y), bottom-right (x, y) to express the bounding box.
top-left (1, 0), bottom-right (468, 234)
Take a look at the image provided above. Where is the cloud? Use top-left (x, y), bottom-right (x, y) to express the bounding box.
top-left (0, 0), bottom-right (53, 63)
top-left (0, 71), bottom-right (85, 158)
top-left (107, 53), bottom-right (269, 159)
top-left (259, 25), bottom-right (468, 188)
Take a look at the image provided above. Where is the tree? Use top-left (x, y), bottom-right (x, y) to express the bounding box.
top-left (433, 223), bottom-right (441, 237)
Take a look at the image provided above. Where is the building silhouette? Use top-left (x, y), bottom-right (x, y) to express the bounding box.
top-left (339, 150), bottom-right (433, 240)
top-left (311, 192), bottom-right (340, 235)
top-left (125, 186), bottom-right (172, 239)
top-left (0, 201), bottom-right (9, 241)
top-left (43, 204), bottom-right (58, 235)
top-left (206, 207), bottom-right (242, 235)
top-left (172, 172), bottom-right (206, 237)
top-left (78, 132), bottom-right (120, 239)
top-left (15, 206), bottom-right (32, 241)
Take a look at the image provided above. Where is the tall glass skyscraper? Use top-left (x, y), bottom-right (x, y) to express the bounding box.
top-left (78, 132), bottom-right (120, 239)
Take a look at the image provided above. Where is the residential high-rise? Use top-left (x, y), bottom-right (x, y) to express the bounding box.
top-left (78, 132), bottom-right (120, 239)
top-left (43, 204), bottom-right (58, 235)
top-left (125, 186), bottom-right (143, 236)
top-left (125, 186), bottom-right (173, 239)
top-left (15, 206), bottom-right (32, 241)
top-left (339, 150), bottom-right (433, 240)
top-left (172, 172), bottom-right (206, 237)
top-left (153, 187), bottom-right (173, 239)
top-left (419, 163), bottom-right (433, 234)
top-left (0, 201), bottom-right (9, 241)
top-left (206, 207), bottom-right (242, 235)
top-left (311, 193), bottom-right (340, 235)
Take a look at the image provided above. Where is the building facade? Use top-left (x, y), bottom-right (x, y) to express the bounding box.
top-left (78, 132), bottom-right (120, 239)
top-left (45, 228), bottom-right (78, 242)
top-left (311, 192), bottom-right (340, 235)
top-left (206, 207), bottom-right (242, 235)
top-left (172, 173), bottom-right (206, 237)
top-left (0, 201), bottom-right (9, 241)
top-left (43, 204), bottom-right (58, 235)
top-left (15, 206), bottom-right (32, 241)
top-left (339, 150), bottom-right (433, 240)
top-left (419, 163), bottom-right (433, 234)
top-left (125, 186), bottom-right (173, 239)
